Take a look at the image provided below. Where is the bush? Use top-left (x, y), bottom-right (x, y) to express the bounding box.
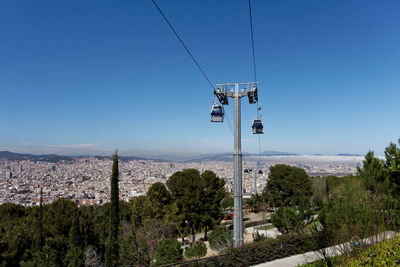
top-left (154, 239), bottom-right (183, 266)
top-left (208, 227), bottom-right (233, 251)
top-left (346, 236), bottom-right (400, 266)
top-left (179, 233), bottom-right (320, 267)
top-left (184, 242), bottom-right (207, 259)
top-left (271, 207), bottom-right (304, 234)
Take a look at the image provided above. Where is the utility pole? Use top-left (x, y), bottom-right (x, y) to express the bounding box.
top-left (215, 82), bottom-right (258, 247)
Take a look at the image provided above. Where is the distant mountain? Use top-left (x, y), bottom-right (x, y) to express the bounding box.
top-left (0, 151), bottom-right (74, 162)
top-left (184, 152), bottom-right (254, 163)
top-left (0, 151), bottom-right (168, 163)
top-left (261, 150), bottom-right (298, 156)
top-left (336, 153), bottom-right (364, 157)
top-left (183, 153), bottom-right (232, 163)
top-left (91, 155), bottom-right (147, 161)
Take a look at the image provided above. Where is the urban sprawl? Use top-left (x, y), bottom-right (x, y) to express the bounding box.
top-left (0, 155), bottom-right (363, 206)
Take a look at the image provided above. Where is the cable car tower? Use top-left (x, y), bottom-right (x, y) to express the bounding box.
top-left (212, 82), bottom-right (258, 247)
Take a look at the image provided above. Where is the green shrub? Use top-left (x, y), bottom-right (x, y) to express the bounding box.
top-left (346, 236), bottom-right (400, 266)
top-left (154, 239), bottom-right (183, 266)
top-left (208, 227), bottom-right (233, 251)
top-left (179, 233), bottom-right (320, 267)
top-left (271, 207), bottom-right (303, 234)
top-left (184, 242), bottom-right (207, 259)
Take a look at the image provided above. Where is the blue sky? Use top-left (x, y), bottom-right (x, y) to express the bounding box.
top-left (0, 0), bottom-right (399, 156)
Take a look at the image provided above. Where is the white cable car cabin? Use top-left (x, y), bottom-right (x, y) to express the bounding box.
top-left (211, 104), bottom-right (224, 122)
top-left (252, 119), bottom-right (264, 134)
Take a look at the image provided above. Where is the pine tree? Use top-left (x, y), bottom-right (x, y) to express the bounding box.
top-left (69, 209), bottom-right (82, 248)
top-left (105, 151), bottom-right (120, 267)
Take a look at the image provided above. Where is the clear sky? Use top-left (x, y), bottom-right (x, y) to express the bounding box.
top-left (1, 0), bottom-right (399, 156)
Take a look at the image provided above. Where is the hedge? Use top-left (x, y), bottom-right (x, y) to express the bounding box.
top-left (166, 233), bottom-right (321, 267)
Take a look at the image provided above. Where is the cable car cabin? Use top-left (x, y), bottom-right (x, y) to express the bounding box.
top-left (258, 169), bottom-right (263, 174)
top-left (252, 119), bottom-right (264, 134)
top-left (211, 104), bottom-right (224, 122)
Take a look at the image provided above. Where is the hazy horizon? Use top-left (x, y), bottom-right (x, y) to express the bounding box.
top-left (0, 143), bottom-right (383, 158)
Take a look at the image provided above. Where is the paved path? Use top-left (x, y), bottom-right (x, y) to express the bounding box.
top-left (252, 231), bottom-right (397, 267)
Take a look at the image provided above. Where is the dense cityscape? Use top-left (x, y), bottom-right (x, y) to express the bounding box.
top-left (0, 154), bottom-right (363, 206)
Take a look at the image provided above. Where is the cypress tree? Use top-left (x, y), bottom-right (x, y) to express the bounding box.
top-left (105, 151), bottom-right (120, 267)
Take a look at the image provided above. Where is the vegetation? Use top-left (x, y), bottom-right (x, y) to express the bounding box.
top-left (346, 235), bottom-right (400, 266)
top-left (221, 194), bottom-right (234, 211)
top-left (2, 139), bottom-right (400, 266)
top-left (262, 164), bottom-right (313, 208)
top-left (153, 239), bottom-right (183, 266)
top-left (184, 242), bottom-right (207, 259)
top-left (105, 151), bottom-right (120, 267)
top-left (208, 226), bottom-right (233, 251)
top-left (246, 193), bottom-right (265, 212)
top-left (271, 206), bottom-right (303, 234)
top-left (179, 233), bottom-right (320, 266)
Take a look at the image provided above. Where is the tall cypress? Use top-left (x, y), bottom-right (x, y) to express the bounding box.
top-left (105, 151), bottom-right (120, 267)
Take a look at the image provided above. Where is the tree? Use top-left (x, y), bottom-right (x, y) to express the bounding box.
top-left (319, 178), bottom-right (385, 259)
top-left (144, 182), bottom-right (172, 221)
top-left (130, 195), bottom-right (147, 228)
top-left (69, 209), bottom-right (82, 249)
top-left (200, 170), bottom-right (226, 240)
top-left (357, 151), bottom-right (388, 193)
top-left (119, 231), bottom-right (150, 267)
top-left (44, 198), bottom-right (77, 243)
top-left (65, 209), bottom-right (85, 267)
top-left (167, 169), bottom-right (203, 243)
top-left (246, 193), bottom-right (264, 213)
top-left (221, 194), bottom-right (234, 211)
top-left (271, 207), bottom-right (303, 234)
top-left (20, 237), bottom-right (67, 267)
top-left (105, 151), bottom-right (120, 267)
top-left (385, 139), bottom-right (400, 198)
top-left (263, 164), bottom-right (312, 208)
top-left (38, 187), bottom-right (44, 248)
top-left (64, 246), bottom-right (85, 267)
top-left (153, 239), bottom-right (183, 266)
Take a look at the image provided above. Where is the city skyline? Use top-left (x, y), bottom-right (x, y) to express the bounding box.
top-left (1, 0), bottom-right (399, 156)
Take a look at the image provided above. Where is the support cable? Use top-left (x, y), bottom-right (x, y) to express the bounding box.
top-left (249, 0), bottom-right (262, 175)
top-left (151, 0), bottom-right (234, 135)
top-left (248, 0), bottom-right (257, 83)
top-left (151, 0), bottom-right (214, 90)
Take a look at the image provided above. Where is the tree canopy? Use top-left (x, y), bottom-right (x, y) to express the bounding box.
top-left (263, 164), bottom-right (313, 208)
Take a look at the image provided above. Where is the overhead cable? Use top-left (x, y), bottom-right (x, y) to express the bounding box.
top-left (151, 0), bottom-right (234, 135)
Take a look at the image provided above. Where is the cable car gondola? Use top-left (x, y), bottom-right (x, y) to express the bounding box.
top-left (252, 119), bottom-right (263, 134)
top-left (211, 103), bottom-right (224, 122)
